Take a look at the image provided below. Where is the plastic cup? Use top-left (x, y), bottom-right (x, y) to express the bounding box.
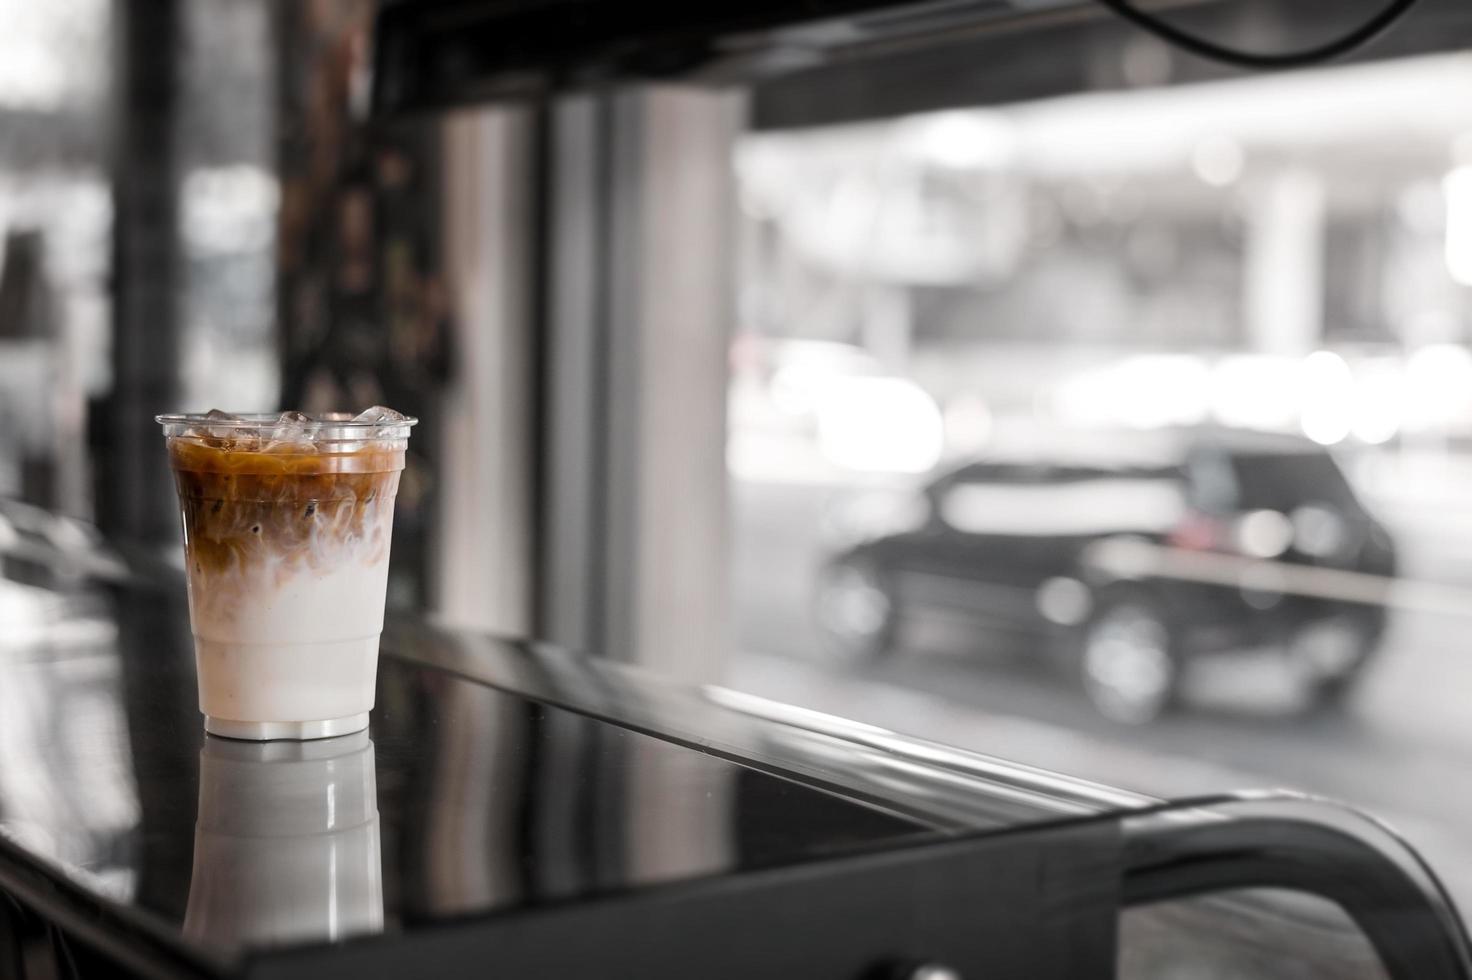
top-left (156, 412), bottom-right (415, 740)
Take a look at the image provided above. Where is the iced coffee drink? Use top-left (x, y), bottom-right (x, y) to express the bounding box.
top-left (157, 409), bottom-right (415, 740)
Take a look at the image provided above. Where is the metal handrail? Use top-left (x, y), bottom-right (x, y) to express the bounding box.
top-left (1123, 793), bottom-right (1472, 980)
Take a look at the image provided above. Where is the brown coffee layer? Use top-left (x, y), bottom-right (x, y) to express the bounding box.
top-left (168, 437), bottom-right (404, 497)
top-left (168, 438), bottom-right (402, 579)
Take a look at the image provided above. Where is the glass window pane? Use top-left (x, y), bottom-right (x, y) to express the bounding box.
top-left (727, 48), bottom-right (1472, 916)
top-left (1122, 890), bottom-right (1389, 980)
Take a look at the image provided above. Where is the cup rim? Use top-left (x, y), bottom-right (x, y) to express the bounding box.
top-left (156, 412), bottom-right (419, 429)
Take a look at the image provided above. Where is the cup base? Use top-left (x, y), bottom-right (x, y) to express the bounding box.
top-left (204, 713), bottom-right (370, 742)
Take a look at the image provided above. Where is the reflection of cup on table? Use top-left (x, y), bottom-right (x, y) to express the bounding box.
top-left (157, 409), bottom-right (415, 740)
top-left (184, 731), bottom-right (383, 952)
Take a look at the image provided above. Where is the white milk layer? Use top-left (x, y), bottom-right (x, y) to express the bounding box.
top-left (188, 557), bottom-right (390, 724)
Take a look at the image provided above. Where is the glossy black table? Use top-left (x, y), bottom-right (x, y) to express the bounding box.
top-left (0, 539), bottom-right (1469, 979)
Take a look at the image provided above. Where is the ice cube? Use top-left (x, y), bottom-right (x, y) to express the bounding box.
top-left (351, 405), bottom-right (408, 423)
top-left (262, 410), bottom-right (318, 451)
top-left (223, 430), bottom-right (262, 452)
top-left (196, 408), bottom-right (245, 443)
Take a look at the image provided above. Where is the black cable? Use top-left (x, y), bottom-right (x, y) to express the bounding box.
top-left (1093, 0), bottom-right (1421, 69)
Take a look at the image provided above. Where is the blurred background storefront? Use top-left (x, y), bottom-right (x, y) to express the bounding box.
top-left (9, 0), bottom-right (1472, 917)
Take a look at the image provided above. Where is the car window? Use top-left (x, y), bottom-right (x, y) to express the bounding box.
top-left (939, 472), bottom-right (1186, 536)
top-left (1226, 452), bottom-right (1362, 513)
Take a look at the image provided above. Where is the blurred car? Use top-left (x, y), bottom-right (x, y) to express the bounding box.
top-left (816, 428), bottom-right (1398, 723)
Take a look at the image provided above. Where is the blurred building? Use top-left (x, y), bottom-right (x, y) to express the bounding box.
top-left (736, 54), bottom-right (1472, 471)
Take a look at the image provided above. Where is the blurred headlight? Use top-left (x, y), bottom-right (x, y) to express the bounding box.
top-left (1235, 509), bottom-right (1293, 558)
top-left (1291, 504), bottom-right (1347, 558)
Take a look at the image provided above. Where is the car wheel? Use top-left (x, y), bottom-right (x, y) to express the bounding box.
top-left (1301, 653), bottom-right (1375, 711)
top-left (1305, 671), bottom-right (1363, 710)
top-left (1080, 600), bottom-right (1179, 724)
top-left (1291, 617), bottom-right (1377, 711)
top-left (814, 559), bottom-right (898, 665)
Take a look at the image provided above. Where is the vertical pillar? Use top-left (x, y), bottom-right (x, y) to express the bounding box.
top-left (538, 94), bottom-right (605, 653)
top-left (434, 109), bottom-right (534, 634)
top-left (622, 87), bottom-right (741, 682)
top-left (538, 86), bottom-right (742, 683)
top-left (103, 0), bottom-right (181, 542)
top-left (1244, 169), bottom-right (1326, 356)
top-left (862, 283), bottom-right (914, 374)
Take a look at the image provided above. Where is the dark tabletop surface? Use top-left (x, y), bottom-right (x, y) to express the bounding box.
top-left (0, 517), bottom-right (1151, 973)
top-left (6, 505), bottom-right (1472, 980)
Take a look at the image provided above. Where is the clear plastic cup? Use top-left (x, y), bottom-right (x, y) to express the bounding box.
top-left (156, 411), bottom-right (416, 740)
